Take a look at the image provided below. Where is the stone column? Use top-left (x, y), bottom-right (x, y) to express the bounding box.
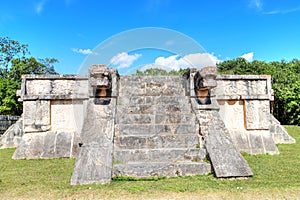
top-left (71, 65), bottom-right (119, 185)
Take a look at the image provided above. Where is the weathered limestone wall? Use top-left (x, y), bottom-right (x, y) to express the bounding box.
top-left (214, 75), bottom-right (279, 154)
top-left (13, 75), bottom-right (88, 159)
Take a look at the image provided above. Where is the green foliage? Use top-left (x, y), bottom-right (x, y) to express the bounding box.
top-left (135, 68), bottom-right (189, 76)
top-left (0, 126), bottom-right (299, 199)
top-left (217, 58), bottom-right (300, 125)
top-left (0, 78), bottom-right (22, 115)
top-left (9, 57), bottom-right (57, 81)
top-left (0, 37), bottom-right (58, 115)
top-left (0, 37), bottom-right (29, 72)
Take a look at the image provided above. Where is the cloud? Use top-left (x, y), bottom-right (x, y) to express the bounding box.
top-left (140, 53), bottom-right (221, 72)
top-left (249, 0), bottom-right (300, 15)
top-left (71, 48), bottom-right (98, 55)
top-left (35, 0), bottom-right (47, 14)
top-left (249, 0), bottom-right (263, 10)
top-left (240, 52), bottom-right (254, 61)
top-left (110, 52), bottom-right (142, 69)
top-left (263, 6), bottom-right (300, 15)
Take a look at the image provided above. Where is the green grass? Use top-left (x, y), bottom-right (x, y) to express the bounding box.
top-left (0, 126), bottom-right (299, 199)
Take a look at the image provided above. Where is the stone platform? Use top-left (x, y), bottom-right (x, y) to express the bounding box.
top-left (11, 65), bottom-right (295, 185)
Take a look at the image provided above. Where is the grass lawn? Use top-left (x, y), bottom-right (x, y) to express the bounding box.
top-left (0, 126), bottom-right (299, 199)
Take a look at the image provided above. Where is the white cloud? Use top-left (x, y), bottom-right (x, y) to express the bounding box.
top-left (264, 6), bottom-right (300, 15)
top-left (35, 0), bottom-right (47, 14)
top-left (71, 48), bottom-right (98, 55)
top-left (249, 0), bottom-right (300, 15)
top-left (110, 52), bottom-right (142, 69)
top-left (140, 53), bottom-right (221, 72)
top-left (240, 52), bottom-right (254, 61)
top-left (249, 0), bottom-right (263, 10)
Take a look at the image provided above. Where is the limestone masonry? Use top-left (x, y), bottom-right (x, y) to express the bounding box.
top-left (11, 65), bottom-right (295, 185)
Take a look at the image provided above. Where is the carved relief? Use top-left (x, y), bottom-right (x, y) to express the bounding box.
top-left (193, 66), bottom-right (217, 105)
top-left (245, 100), bottom-right (270, 130)
top-left (89, 65), bottom-right (113, 105)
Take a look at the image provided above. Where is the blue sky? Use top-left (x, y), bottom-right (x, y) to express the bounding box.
top-left (1, 0), bottom-right (300, 74)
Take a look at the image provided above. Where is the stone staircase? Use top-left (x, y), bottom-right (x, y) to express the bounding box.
top-left (113, 76), bottom-right (211, 177)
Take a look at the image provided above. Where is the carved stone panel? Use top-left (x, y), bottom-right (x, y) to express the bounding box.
top-left (50, 100), bottom-right (84, 133)
top-left (218, 100), bottom-right (245, 130)
top-left (215, 79), bottom-right (268, 99)
top-left (245, 100), bottom-right (270, 130)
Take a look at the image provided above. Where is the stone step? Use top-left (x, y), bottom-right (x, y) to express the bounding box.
top-left (116, 113), bottom-right (197, 125)
top-left (116, 114), bottom-right (154, 124)
top-left (113, 148), bottom-right (206, 163)
top-left (119, 76), bottom-right (186, 97)
top-left (117, 96), bottom-right (191, 107)
top-left (115, 124), bottom-right (199, 136)
top-left (113, 162), bottom-right (211, 178)
top-left (114, 134), bottom-right (200, 149)
top-left (117, 103), bottom-right (194, 115)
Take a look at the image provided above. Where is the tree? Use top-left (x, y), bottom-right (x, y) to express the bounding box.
top-left (0, 37), bottom-right (58, 115)
top-left (9, 57), bottom-right (57, 81)
top-left (0, 78), bottom-right (22, 115)
top-left (135, 68), bottom-right (189, 76)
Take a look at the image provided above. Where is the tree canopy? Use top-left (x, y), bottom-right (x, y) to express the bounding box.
top-left (0, 37), bottom-right (58, 115)
top-left (135, 68), bottom-right (188, 76)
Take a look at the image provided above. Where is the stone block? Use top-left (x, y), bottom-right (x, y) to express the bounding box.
top-left (118, 104), bottom-right (154, 114)
top-left (71, 145), bottom-right (113, 185)
top-left (40, 131), bottom-right (56, 158)
top-left (155, 114), bottom-right (196, 124)
top-left (116, 124), bottom-right (154, 136)
top-left (261, 132), bottom-right (279, 154)
top-left (247, 131), bottom-right (264, 154)
top-left (35, 100), bottom-right (50, 126)
top-left (245, 100), bottom-right (270, 130)
top-left (119, 81), bottom-right (146, 96)
top-left (114, 134), bottom-right (199, 149)
top-left (217, 100), bottom-right (245, 130)
top-left (23, 101), bottom-right (37, 127)
top-left (113, 162), bottom-right (211, 178)
top-left (114, 148), bottom-right (206, 163)
top-left (270, 115), bottom-right (295, 144)
top-left (55, 132), bottom-right (73, 158)
top-left (12, 132), bottom-right (45, 159)
top-left (175, 124), bottom-right (199, 135)
top-left (214, 78), bottom-right (268, 98)
top-left (206, 128), bottom-right (253, 177)
top-left (26, 80), bottom-right (52, 95)
top-left (118, 114), bottom-right (153, 124)
top-left (227, 130), bottom-right (250, 153)
top-left (51, 100), bottom-right (84, 133)
top-left (156, 103), bottom-right (191, 114)
top-left (154, 125), bottom-right (173, 134)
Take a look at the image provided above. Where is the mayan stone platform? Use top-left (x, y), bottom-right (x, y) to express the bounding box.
top-left (12, 64), bottom-right (295, 185)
